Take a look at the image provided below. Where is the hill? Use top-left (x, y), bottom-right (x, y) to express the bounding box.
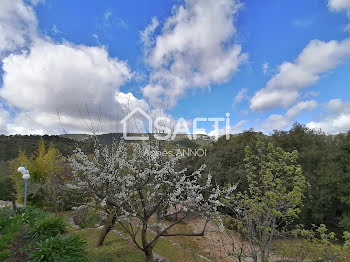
top-left (0, 133), bottom-right (213, 163)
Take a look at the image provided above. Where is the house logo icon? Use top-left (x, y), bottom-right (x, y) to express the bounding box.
top-left (120, 107), bottom-right (152, 140)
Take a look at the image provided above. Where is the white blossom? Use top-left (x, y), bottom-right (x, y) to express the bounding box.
top-left (68, 138), bottom-right (223, 256)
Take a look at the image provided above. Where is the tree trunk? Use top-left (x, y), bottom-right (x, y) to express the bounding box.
top-left (260, 252), bottom-right (266, 262)
top-left (252, 254), bottom-right (258, 262)
top-left (141, 220), bottom-right (153, 261)
top-left (11, 194), bottom-right (16, 212)
top-left (54, 204), bottom-right (58, 215)
top-left (96, 215), bottom-right (116, 247)
top-left (144, 247), bottom-right (153, 262)
top-left (52, 188), bottom-right (58, 215)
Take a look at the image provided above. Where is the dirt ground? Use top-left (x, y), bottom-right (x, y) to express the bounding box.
top-left (180, 215), bottom-right (252, 262)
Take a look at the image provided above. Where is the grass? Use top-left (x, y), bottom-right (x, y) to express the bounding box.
top-left (114, 222), bottom-right (211, 262)
top-left (71, 225), bottom-right (211, 262)
top-left (0, 210), bottom-right (23, 261)
top-left (73, 228), bottom-right (143, 262)
top-left (58, 211), bottom-right (143, 261)
top-left (59, 210), bottom-right (212, 261)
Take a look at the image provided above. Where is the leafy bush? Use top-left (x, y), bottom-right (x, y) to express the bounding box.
top-left (277, 224), bottom-right (350, 262)
top-left (222, 215), bottom-right (235, 230)
top-left (29, 234), bottom-right (86, 262)
top-left (17, 205), bottom-right (46, 226)
top-left (0, 175), bottom-right (14, 201)
top-left (0, 206), bottom-right (85, 261)
top-left (0, 209), bottom-right (22, 260)
top-left (60, 189), bottom-right (88, 211)
top-left (0, 207), bottom-right (15, 231)
top-left (340, 213), bottom-right (350, 231)
top-left (72, 207), bottom-right (99, 229)
top-left (29, 216), bottom-right (66, 240)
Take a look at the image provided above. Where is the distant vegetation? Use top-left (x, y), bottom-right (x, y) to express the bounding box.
top-left (0, 134), bottom-right (95, 161)
top-left (190, 123), bottom-right (350, 233)
top-left (1, 123), bottom-right (350, 261)
top-left (1, 124), bottom-right (350, 232)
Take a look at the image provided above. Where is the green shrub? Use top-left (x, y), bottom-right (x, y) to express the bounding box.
top-left (222, 215), bottom-right (236, 230)
top-left (0, 175), bottom-right (14, 201)
top-left (29, 216), bottom-right (66, 240)
top-left (29, 234), bottom-right (86, 262)
top-left (0, 207), bottom-right (15, 232)
top-left (0, 249), bottom-right (11, 261)
top-left (0, 211), bottom-right (22, 261)
top-left (60, 189), bottom-right (88, 211)
top-left (0, 206), bottom-right (77, 261)
top-left (340, 213), bottom-right (350, 231)
top-left (17, 206), bottom-right (46, 226)
top-left (72, 207), bottom-right (99, 229)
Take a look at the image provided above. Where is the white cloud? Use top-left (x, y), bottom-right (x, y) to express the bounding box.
top-left (308, 114), bottom-right (350, 134)
top-left (328, 0), bottom-right (350, 12)
top-left (0, 104), bottom-right (9, 134)
top-left (285, 100), bottom-right (318, 118)
top-left (104, 10), bottom-right (112, 20)
top-left (344, 23), bottom-right (350, 33)
top-left (250, 38), bottom-right (350, 111)
top-left (140, 17), bottom-right (159, 48)
top-left (29, 0), bottom-right (45, 5)
top-left (0, 0), bottom-right (37, 56)
top-left (262, 62), bottom-right (270, 74)
top-left (0, 39), bottom-right (152, 134)
top-left (292, 18), bottom-right (313, 28)
top-left (208, 120), bottom-right (247, 138)
top-left (328, 0), bottom-right (350, 32)
top-left (307, 98), bottom-right (350, 134)
top-left (233, 88), bottom-right (247, 104)
top-left (1, 39), bottom-right (132, 112)
top-left (0, 0), bottom-right (155, 135)
top-left (262, 100), bottom-right (317, 131)
top-left (141, 0), bottom-right (247, 107)
top-left (304, 91), bottom-right (320, 98)
top-left (103, 9), bottom-right (128, 30)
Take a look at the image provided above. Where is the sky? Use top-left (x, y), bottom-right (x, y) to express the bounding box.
top-left (0, 0), bottom-right (350, 136)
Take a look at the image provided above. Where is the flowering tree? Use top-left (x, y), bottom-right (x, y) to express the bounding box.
top-left (68, 139), bottom-right (126, 246)
top-left (69, 139), bottom-right (222, 260)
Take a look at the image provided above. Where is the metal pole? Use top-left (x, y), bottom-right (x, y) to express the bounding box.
top-left (24, 179), bottom-right (27, 207)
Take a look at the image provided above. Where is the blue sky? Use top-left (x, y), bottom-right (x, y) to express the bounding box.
top-left (0, 0), bottom-right (350, 135)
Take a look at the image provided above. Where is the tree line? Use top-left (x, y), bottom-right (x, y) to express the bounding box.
top-left (189, 123), bottom-right (350, 233)
top-left (1, 123), bottom-right (350, 261)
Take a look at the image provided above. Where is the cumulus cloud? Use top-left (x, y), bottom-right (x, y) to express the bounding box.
top-left (0, 0), bottom-right (37, 56)
top-left (0, 0), bottom-right (153, 135)
top-left (262, 100), bottom-right (318, 131)
top-left (307, 98), bottom-right (350, 134)
top-left (328, 0), bottom-right (350, 32)
top-left (141, 0), bottom-right (247, 107)
top-left (1, 40), bottom-right (132, 112)
top-left (0, 39), bottom-right (153, 134)
top-left (328, 0), bottom-right (350, 13)
top-left (250, 38), bottom-right (350, 111)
